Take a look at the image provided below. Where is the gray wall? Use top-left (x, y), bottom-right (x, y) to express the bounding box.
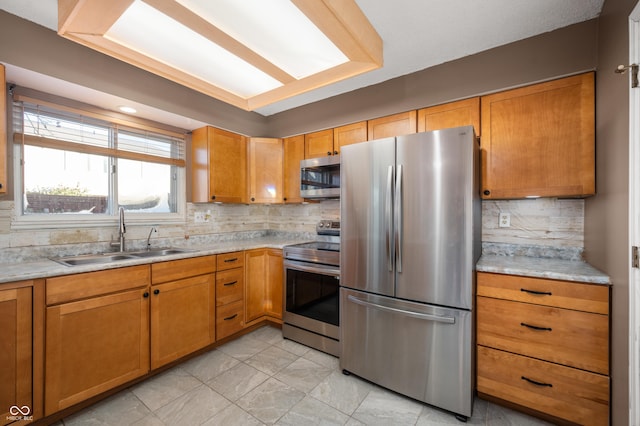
top-left (588, 0), bottom-right (637, 424)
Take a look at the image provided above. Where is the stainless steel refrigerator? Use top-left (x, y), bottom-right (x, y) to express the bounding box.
top-left (339, 126), bottom-right (480, 420)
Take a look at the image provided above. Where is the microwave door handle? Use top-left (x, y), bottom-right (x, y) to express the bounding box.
top-left (395, 164), bottom-right (403, 273)
top-left (385, 165), bottom-right (393, 272)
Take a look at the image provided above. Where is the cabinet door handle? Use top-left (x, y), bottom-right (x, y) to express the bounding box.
top-left (143, 292), bottom-right (149, 298)
top-left (520, 288), bottom-right (552, 296)
top-left (153, 289), bottom-right (160, 295)
top-left (520, 322), bottom-right (552, 331)
top-left (211, 195), bottom-right (216, 200)
top-left (521, 376), bottom-right (553, 387)
top-left (223, 313), bottom-right (238, 321)
top-left (327, 151), bottom-right (332, 156)
top-left (224, 258), bottom-right (238, 263)
top-left (333, 150), bottom-right (338, 155)
top-left (223, 281), bottom-right (237, 286)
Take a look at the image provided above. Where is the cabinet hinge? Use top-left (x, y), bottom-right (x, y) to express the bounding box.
top-left (633, 246), bottom-right (640, 269)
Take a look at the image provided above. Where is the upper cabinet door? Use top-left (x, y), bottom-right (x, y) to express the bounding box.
top-left (333, 121), bottom-right (367, 154)
top-left (247, 137), bottom-right (283, 204)
top-left (283, 135), bottom-right (305, 204)
top-left (367, 111), bottom-right (417, 141)
top-left (481, 73), bottom-right (595, 199)
top-left (191, 126), bottom-right (247, 203)
top-left (417, 98), bottom-right (480, 136)
top-left (305, 129), bottom-right (335, 158)
top-left (0, 64), bottom-right (6, 194)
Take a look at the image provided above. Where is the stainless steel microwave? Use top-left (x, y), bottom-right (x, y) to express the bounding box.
top-left (300, 155), bottom-right (340, 199)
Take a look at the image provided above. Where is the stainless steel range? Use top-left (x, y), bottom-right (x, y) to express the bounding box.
top-left (282, 220), bottom-right (340, 356)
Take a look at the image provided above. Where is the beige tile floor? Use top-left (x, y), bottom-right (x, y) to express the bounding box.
top-left (55, 325), bottom-right (553, 425)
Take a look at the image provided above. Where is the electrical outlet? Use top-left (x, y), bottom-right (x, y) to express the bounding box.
top-left (194, 211), bottom-right (205, 223)
top-left (499, 212), bottom-right (511, 228)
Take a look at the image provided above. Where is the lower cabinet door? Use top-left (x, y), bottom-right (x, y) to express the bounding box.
top-left (477, 345), bottom-right (609, 426)
top-left (0, 287), bottom-right (32, 425)
top-left (45, 288), bottom-right (149, 415)
top-left (150, 274), bottom-right (215, 369)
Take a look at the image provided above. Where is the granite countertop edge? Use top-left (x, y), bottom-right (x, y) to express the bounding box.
top-left (0, 236), bottom-right (311, 285)
top-left (477, 254), bottom-right (611, 285)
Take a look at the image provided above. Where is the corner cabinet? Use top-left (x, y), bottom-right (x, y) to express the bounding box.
top-left (476, 272), bottom-right (610, 425)
top-left (247, 137), bottom-right (283, 203)
top-left (0, 64), bottom-right (6, 194)
top-left (191, 126), bottom-right (247, 203)
top-left (44, 266), bottom-right (150, 415)
top-left (244, 249), bottom-right (283, 325)
top-left (150, 256), bottom-right (216, 369)
top-left (480, 73), bottom-right (595, 199)
top-left (283, 135), bottom-right (305, 204)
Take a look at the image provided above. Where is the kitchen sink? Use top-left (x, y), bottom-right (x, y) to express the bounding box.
top-left (51, 248), bottom-right (194, 266)
top-left (127, 248), bottom-right (194, 258)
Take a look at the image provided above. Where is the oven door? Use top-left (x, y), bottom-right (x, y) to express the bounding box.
top-left (283, 259), bottom-right (340, 340)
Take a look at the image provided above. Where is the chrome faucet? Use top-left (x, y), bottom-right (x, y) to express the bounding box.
top-left (146, 227), bottom-right (157, 250)
top-left (110, 207), bottom-right (126, 252)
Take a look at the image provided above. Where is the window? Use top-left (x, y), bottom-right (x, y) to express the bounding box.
top-left (12, 96), bottom-right (186, 226)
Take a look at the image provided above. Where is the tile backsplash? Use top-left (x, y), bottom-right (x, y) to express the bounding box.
top-left (0, 198), bottom-right (582, 262)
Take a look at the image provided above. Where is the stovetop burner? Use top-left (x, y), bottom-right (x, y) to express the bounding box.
top-left (283, 221), bottom-right (340, 266)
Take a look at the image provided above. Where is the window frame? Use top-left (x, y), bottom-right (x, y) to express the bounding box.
top-left (11, 93), bottom-right (187, 230)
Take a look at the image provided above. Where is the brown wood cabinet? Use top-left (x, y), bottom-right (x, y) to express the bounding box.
top-left (191, 126), bottom-right (247, 203)
top-left (216, 252), bottom-right (245, 340)
top-left (44, 266), bottom-right (150, 415)
top-left (333, 121), bottom-right (367, 153)
top-left (480, 73), bottom-right (595, 199)
top-left (0, 280), bottom-right (43, 425)
top-left (367, 111), bottom-right (417, 140)
top-left (0, 64), bottom-right (6, 194)
top-left (283, 135), bottom-right (305, 204)
top-left (247, 137), bottom-right (283, 203)
top-left (244, 248), bottom-right (283, 325)
top-left (417, 98), bottom-right (480, 136)
top-left (150, 256), bottom-right (216, 369)
top-left (476, 272), bottom-right (610, 425)
top-left (304, 129), bottom-right (335, 159)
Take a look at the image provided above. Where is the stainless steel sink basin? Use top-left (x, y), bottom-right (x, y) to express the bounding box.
top-left (51, 248), bottom-right (194, 266)
top-left (128, 248), bottom-right (194, 258)
top-left (51, 253), bottom-right (138, 266)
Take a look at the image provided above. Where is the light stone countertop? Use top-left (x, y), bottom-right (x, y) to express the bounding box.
top-left (0, 236), bottom-right (311, 285)
top-left (476, 254), bottom-right (611, 285)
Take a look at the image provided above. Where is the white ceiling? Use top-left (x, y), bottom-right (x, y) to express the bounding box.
top-left (1, 0), bottom-right (604, 126)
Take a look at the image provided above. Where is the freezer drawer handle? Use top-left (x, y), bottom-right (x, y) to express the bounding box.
top-left (520, 322), bottom-right (552, 331)
top-left (521, 376), bottom-right (553, 388)
top-left (520, 288), bottom-right (552, 296)
top-left (347, 295), bottom-right (455, 324)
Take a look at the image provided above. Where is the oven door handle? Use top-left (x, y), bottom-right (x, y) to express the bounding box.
top-left (284, 260), bottom-right (340, 278)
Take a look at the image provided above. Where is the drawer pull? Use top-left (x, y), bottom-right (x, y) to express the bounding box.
top-left (520, 288), bottom-right (552, 296)
top-left (521, 376), bottom-right (553, 388)
top-left (224, 258), bottom-right (238, 263)
top-left (223, 281), bottom-right (238, 286)
top-left (520, 322), bottom-right (552, 331)
top-left (223, 313), bottom-right (238, 321)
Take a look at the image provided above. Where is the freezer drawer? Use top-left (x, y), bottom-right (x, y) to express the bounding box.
top-left (340, 288), bottom-right (474, 418)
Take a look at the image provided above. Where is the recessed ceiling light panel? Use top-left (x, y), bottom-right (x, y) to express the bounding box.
top-left (176, 0), bottom-right (349, 80)
top-left (105, 0), bottom-right (283, 98)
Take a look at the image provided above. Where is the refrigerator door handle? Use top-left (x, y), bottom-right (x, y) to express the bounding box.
top-left (395, 164), bottom-right (403, 273)
top-left (386, 165), bottom-right (394, 272)
top-left (347, 295), bottom-right (456, 324)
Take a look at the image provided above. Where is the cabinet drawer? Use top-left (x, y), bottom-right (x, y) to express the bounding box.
top-left (477, 296), bottom-right (608, 374)
top-left (151, 255), bottom-right (216, 284)
top-left (477, 272), bottom-right (609, 314)
top-left (216, 300), bottom-right (244, 340)
top-left (216, 268), bottom-right (244, 306)
top-left (217, 252), bottom-right (244, 271)
top-left (46, 265), bottom-right (149, 305)
top-left (477, 346), bottom-right (609, 426)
